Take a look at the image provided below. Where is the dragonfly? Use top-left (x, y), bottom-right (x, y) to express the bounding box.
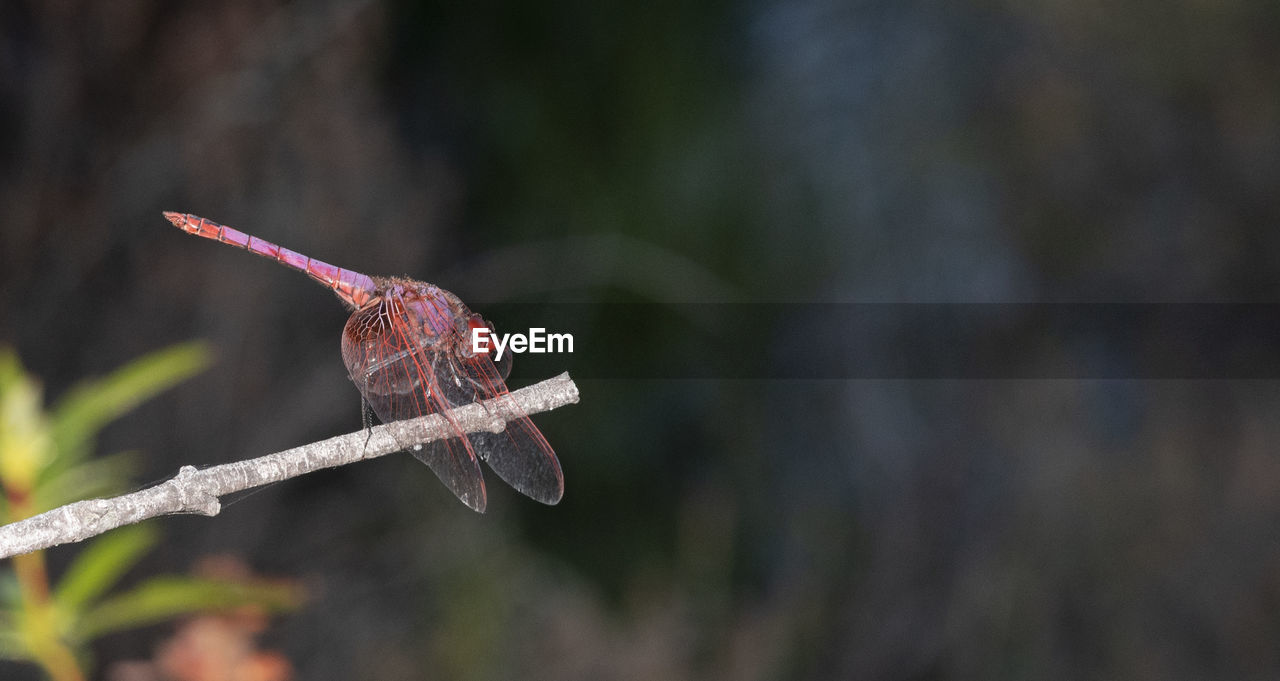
top-left (164, 212), bottom-right (564, 512)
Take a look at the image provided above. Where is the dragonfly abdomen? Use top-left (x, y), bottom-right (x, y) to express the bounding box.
top-left (163, 212), bottom-right (377, 308)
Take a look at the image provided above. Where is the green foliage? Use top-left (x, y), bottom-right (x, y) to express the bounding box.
top-left (0, 343), bottom-right (212, 519)
top-left (53, 525), bottom-right (160, 614)
top-left (43, 343), bottom-right (213, 511)
top-left (0, 344), bottom-right (303, 680)
top-left (74, 574), bottom-right (302, 641)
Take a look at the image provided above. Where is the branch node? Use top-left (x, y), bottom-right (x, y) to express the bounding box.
top-left (169, 466), bottom-right (220, 516)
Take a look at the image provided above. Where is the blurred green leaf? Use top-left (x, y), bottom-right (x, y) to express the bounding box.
top-left (73, 576), bottom-right (304, 641)
top-left (48, 342), bottom-right (212, 471)
top-left (0, 571), bottom-right (20, 608)
top-left (0, 351), bottom-right (18, 385)
top-left (0, 343), bottom-right (301, 680)
top-left (0, 350), bottom-right (54, 498)
top-left (34, 450), bottom-right (140, 513)
top-left (0, 627), bottom-right (28, 661)
top-left (54, 525), bottom-right (158, 613)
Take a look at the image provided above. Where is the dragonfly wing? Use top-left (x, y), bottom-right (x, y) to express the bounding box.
top-left (409, 438), bottom-right (487, 512)
top-left (470, 414), bottom-right (564, 505)
top-left (444, 353), bottom-right (565, 505)
top-left (342, 305), bottom-right (488, 512)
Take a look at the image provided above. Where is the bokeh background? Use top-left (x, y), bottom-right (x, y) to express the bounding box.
top-left (4, 0), bottom-right (1280, 679)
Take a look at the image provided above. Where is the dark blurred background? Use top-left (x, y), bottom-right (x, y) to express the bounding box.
top-left (4, 0), bottom-right (1280, 679)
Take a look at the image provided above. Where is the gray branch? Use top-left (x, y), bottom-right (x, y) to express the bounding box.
top-left (0, 373), bottom-right (580, 559)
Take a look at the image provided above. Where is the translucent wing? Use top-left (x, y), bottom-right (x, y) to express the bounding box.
top-left (341, 299), bottom-right (488, 512)
top-left (433, 345), bottom-right (564, 506)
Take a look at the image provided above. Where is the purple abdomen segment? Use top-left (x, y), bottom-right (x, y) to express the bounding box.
top-left (164, 212), bottom-right (377, 308)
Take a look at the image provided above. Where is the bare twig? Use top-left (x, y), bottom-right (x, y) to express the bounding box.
top-left (0, 373), bottom-right (579, 559)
